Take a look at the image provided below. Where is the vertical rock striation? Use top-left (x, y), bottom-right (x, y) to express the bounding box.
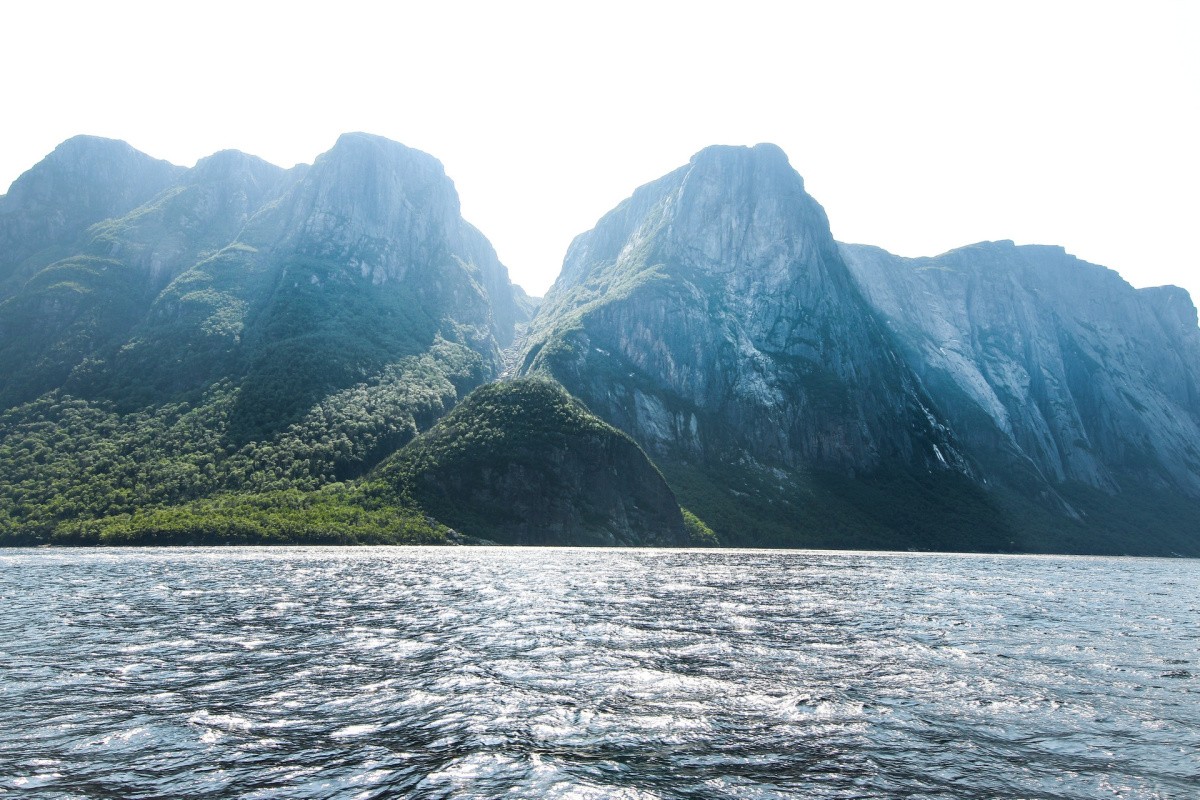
top-left (520, 144), bottom-right (1005, 549)
top-left (842, 240), bottom-right (1200, 541)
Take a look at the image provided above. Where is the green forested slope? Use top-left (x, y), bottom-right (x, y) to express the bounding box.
top-left (379, 378), bottom-right (705, 546)
top-left (0, 135), bottom-right (528, 545)
top-left (0, 337), bottom-right (487, 544)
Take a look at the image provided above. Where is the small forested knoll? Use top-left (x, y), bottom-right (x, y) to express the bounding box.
top-left (379, 378), bottom-right (710, 547)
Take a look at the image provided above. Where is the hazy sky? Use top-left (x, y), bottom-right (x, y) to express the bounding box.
top-left (2, 1), bottom-right (1197, 301)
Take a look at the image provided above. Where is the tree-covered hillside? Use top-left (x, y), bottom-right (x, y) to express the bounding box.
top-left (379, 378), bottom-right (707, 546)
top-left (4, 135), bottom-right (1198, 555)
top-left (0, 135), bottom-right (530, 545)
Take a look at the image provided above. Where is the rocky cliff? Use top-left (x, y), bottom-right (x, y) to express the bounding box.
top-left (90, 132), bottom-right (529, 433)
top-left (842, 241), bottom-right (1200, 552)
top-left (264, 132), bottom-right (525, 348)
top-left (519, 144), bottom-right (1012, 550)
top-left (4, 133), bottom-right (1198, 554)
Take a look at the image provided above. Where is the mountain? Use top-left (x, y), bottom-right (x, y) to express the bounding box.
top-left (4, 134), bottom-right (1198, 554)
top-left (518, 144), bottom-right (1014, 550)
top-left (0, 136), bottom-right (184, 293)
top-left (87, 132), bottom-right (526, 436)
top-left (0, 134), bottom-right (540, 541)
top-left (378, 378), bottom-right (698, 546)
top-left (841, 240), bottom-right (1200, 553)
top-left (0, 147), bottom-right (297, 407)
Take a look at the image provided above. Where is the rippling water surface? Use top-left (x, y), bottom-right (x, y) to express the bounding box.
top-left (1, 547), bottom-right (1197, 799)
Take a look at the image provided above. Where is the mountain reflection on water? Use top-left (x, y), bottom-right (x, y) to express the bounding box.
top-left (1, 547), bottom-right (1196, 799)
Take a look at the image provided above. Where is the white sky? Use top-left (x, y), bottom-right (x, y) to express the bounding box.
top-left (2, 1), bottom-right (1197, 302)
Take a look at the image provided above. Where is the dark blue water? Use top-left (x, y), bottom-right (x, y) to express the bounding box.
top-left (0, 547), bottom-right (1196, 798)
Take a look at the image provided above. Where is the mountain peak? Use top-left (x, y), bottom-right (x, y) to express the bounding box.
top-left (251, 132), bottom-right (525, 345)
top-left (46, 134), bottom-right (146, 162)
top-left (185, 149), bottom-right (287, 191)
top-left (547, 142), bottom-right (832, 294)
top-left (299, 133), bottom-right (459, 223)
top-left (684, 142), bottom-right (799, 188)
top-left (653, 142), bottom-right (831, 277)
top-left (324, 132), bottom-right (448, 176)
top-left (0, 135), bottom-right (184, 278)
top-left (526, 143), bottom-right (973, 543)
top-left (1140, 284), bottom-right (1198, 330)
top-left (191, 148), bottom-right (271, 171)
top-left (3, 136), bottom-right (181, 204)
top-left (689, 141), bottom-right (792, 168)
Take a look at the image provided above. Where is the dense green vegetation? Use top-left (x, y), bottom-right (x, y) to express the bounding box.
top-left (379, 379), bottom-right (696, 546)
top-left (0, 375), bottom-right (707, 548)
top-left (681, 509), bottom-right (720, 547)
top-left (0, 339), bottom-right (486, 545)
top-left (45, 486), bottom-right (447, 547)
top-left (385, 378), bottom-right (616, 487)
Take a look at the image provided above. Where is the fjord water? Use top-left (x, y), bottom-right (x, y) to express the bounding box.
top-left (1, 549), bottom-right (1196, 799)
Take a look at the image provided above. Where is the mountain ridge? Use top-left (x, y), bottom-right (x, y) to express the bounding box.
top-left (840, 239), bottom-right (1200, 501)
top-left (1, 134), bottom-right (1197, 554)
top-left (0, 134), bottom-right (583, 546)
top-left (517, 143), bottom-right (1017, 550)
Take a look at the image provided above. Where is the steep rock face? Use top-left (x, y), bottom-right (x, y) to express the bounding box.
top-left (0, 136), bottom-right (183, 293)
top-left (91, 149), bottom-right (298, 285)
top-left (80, 133), bottom-right (530, 422)
top-left (382, 379), bottom-right (690, 546)
top-left (520, 145), bottom-right (1003, 549)
top-left (841, 241), bottom-right (1200, 502)
top-left (266, 133), bottom-right (525, 347)
top-left (0, 134), bottom-right (531, 411)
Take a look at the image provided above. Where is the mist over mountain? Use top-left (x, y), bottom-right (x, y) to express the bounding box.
top-left (0, 136), bottom-right (184, 288)
top-left (1, 134), bottom-right (1197, 554)
top-left (0, 134), bottom-right (557, 544)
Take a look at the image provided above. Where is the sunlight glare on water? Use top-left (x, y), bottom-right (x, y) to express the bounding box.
top-left (0, 547), bottom-right (1197, 798)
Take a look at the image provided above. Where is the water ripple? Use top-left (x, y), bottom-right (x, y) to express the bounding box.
top-left (1, 547), bottom-right (1197, 798)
